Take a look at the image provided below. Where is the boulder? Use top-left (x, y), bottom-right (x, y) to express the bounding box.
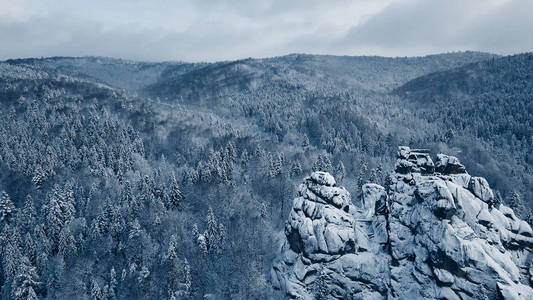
top-left (310, 171), bottom-right (336, 187)
top-left (394, 146), bottom-right (435, 174)
top-left (468, 176), bottom-right (494, 204)
top-left (435, 153), bottom-right (466, 174)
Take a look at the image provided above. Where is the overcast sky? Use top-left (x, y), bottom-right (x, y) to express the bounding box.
top-left (1, 0), bottom-right (532, 62)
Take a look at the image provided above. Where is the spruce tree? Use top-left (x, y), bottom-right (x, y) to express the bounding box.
top-left (42, 189), bottom-right (64, 248)
top-left (335, 161), bottom-right (346, 182)
top-left (508, 191), bottom-right (526, 218)
top-left (90, 279), bottom-right (102, 300)
top-left (13, 255), bottom-right (41, 300)
top-left (0, 191), bottom-right (16, 224)
top-left (108, 267), bottom-right (117, 300)
top-left (17, 195), bottom-right (36, 234)
top-left (166, 173), bottom-right (183, 210)
top-left (290, 160), bottom-right (302, 177)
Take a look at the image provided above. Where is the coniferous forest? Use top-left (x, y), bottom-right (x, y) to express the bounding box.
top-left (0, 52), bottom-right (532, 299)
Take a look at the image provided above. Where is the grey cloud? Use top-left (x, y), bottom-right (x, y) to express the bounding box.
top-left (0, 0), bottom-right (531, 61)
top-left (339, 0), bottom-right (533, 55)
top-left (463, 0), bottom-right (533, 53)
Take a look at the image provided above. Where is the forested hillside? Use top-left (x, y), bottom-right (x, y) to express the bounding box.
top-left (0, 52), bottom-right (531, 299)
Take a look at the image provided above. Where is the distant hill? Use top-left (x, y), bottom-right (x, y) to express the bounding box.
top-left (395, 52), bottom-right (533, 100)
top-left (3, 56), bottom-right (191, 92)
top-left (3, 52), bottom-right (497, 98)
top-left (145, 51), bottom-right (498, 100)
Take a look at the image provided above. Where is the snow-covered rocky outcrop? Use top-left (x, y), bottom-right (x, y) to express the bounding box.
top-left (271, 172), bottom-right (390, 299)
top-left (272, 147), bottom-right (533, 299)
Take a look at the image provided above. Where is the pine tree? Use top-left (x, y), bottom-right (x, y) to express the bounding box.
top-left (123, 181), bottom-right (142, 218)
top-left (61, 182), bottom-right (76, 222)
top-left (254, 145), bottom-right (265, 159)
top-left (46, 256), bottom-right (65, 298)
top-left (302, 135), bottom-right (310, 149)
top-left (183, 258), bottom-right (192, 298)
top-left (31, 166), bottom-right (47, 188)
top-left (17, 195), bottom-right (36, 233)
top-left (205, 207), bottom-right (226, 254)
top-left (128, 219), bottom-right (142, 240)
top-left (42, 189), bottom-right (65, 247)
top-left (240, 150), bottom-right (249, 167)
top-left (313, 154), bottom-right (332, 172)
top-left (369, 168), bottom-right (378, 183)
top-left (84, 183), bottom-right (98, 216)
top-left (376, 163), bottom-right (384, 185)
top-left (166, 234), bottom-right (179, 261)
top-left (0, 191), bottom-right (16, 224)
top-left (108, 203), bottom-right (126, 242)
top-left (91, 198), bottom-right (117, 239)
top-left (108, 267), bottom-right (117, 300)
top-left (0, 223), bottom-right (9, 250)
top-left (42, 184), bottom-right (76, 248)
top-left (166, 235), bottom-right (180, 297)
top-left (192, 224), bottom-right (200, 240)
top-left (384, 174), bottom-right (393, 192)
top-left (507, 191), bottom-right (526, 218)
top-left (198, 161), bottom-right (211, 183)
top-left (138, 266), bottom-right (150, 284)
top-left (226, 142), bottom-right (237, 163)
top-left (268, 153), bottom-right (283, 178)
top-left (321, 154), bottom-right (332, 172)
top-left (197, 234), bottom-right (208, 256)
top-left (121, 268), bottom-right (127, 282)
top-left (90, 279), bottom-right (102, 300)
top-left (33, 224), bottom-right (51, 273)
top-left (183, 167), bottom-right (199, 185)
top-left (3, 234), bottom-right (22, 287)
top-left (166, 173), bottom-right (183, 210)
top-left (23, 233), bottom-right (37, 265)
top-left (290, 160), bottom-right (302, 177)
top-left (120, 181), bottom-right (133, 207)
top-left (13, 255), bottom-right (41, 300)
top-left (11, 226), bottom-right (23, 251)
top-left (335, 161), bottom-right (346, 182)
top-left (58, 227), bottom-right (77, 258)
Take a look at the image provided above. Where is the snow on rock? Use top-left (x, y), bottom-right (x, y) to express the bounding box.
top-left (272, 147), bottom-right (533, 299)
top-left (362, 183), bottom-right (387, 218)
top-left (310, 171), bottom-right (336, 187)
top-left (272, 172), bottom-right (390, 299)
top-left (395, 146), bottom-right (434, 174)
top-left (436, 153), bottom-right (467, 174)
top-left (387, 146), bottom-right (532, 299)
top-left (468, 176), bottom-right (495, 205)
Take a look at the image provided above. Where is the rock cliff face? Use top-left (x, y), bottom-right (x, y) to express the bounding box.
top-left (272, 147), bottom-right (533, 299)
top-left (271, 171), bottom-right (390, 299)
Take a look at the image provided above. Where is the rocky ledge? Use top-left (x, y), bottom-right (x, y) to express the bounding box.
top-left (272, 146), bottom-right (533, 299)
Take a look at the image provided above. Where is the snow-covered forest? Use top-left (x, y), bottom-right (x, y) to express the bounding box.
top-left (0, 52), bottom-right (532, 299)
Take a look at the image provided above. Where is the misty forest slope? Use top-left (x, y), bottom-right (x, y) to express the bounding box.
top-left (0, 52), bottom-right (531, 299)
